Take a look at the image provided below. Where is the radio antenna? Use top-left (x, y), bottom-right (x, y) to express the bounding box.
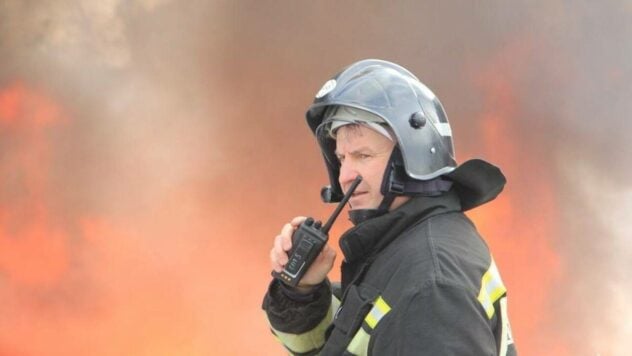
top-left (321, 175), bottom-right (362, 234)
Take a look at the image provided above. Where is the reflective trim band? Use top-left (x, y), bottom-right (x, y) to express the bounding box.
top-left (345, 296), bottom-right (391, 355)
top-left (346, 325), bottom-right (371, 356)
top-left (434, 122), bottom-right (452, 137)
top-left (270, 295), bottom-right (341, 354)
top-left (365, 296), bottom-right (391, 329)
top-left (477, 259), bottom-right (507, 319)
top-left (498, 297), bottom-right (515, 356)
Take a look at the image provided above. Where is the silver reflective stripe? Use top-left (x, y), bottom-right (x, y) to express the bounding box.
top-left (270, 295), bottom-right (341, 354)
top-left (498, 297), bottom-right (515, 356)
top-left (434, 122), bottom-right (452, 137)
top-left (365, 296), bottom-right (391, 329)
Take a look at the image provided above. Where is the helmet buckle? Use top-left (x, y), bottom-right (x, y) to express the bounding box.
top-left (388, 178), bottom-right (405, 194)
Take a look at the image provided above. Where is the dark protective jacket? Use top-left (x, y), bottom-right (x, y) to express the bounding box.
top-left (263, 162), bottom-right (517, 355)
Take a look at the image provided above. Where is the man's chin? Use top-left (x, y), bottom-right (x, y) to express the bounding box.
top-left (348, 202), bottom-right (377, 211)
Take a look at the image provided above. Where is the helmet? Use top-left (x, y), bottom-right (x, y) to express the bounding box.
top-left (306, 59), bottom-right (457, 203)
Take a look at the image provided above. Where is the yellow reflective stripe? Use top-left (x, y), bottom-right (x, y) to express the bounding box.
top-left (346, 326), bottom-right (370, 356)
top-left (477, 259), bottom-right (507, 319)
top-left (270, 295), bottom-right (341, 354)
top-left (365, 295), bottom-right (391, 329)
top-left (346, 295), bottom-right (391, 355)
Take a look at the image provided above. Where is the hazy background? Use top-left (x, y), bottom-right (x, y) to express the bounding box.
top-left (1, 1), bottom-right (631, 355)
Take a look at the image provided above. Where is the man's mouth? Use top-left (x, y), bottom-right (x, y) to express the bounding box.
top-left (349, 192), bottom-right (367, 205)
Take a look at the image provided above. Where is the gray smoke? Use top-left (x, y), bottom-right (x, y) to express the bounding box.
top-left (1, 1), bottom-right (631, 354)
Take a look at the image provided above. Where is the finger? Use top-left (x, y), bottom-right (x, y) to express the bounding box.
top-left (320, 244), bottom-right (336, 264)
top-left (280, 223), bottom-right (294, 250)
top-left (324, 244), bottom-right (337, 260)
top-left (273, 235), bottom-right (288, 265)
top-left (281, 222), bottom-right (294, 237)
top-left (290, 216), bottom-right (307, 228)
top-left (269, 248), bottom-right (283, 272)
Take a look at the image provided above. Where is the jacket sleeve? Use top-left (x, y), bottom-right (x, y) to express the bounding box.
top-left (370, 281), bottom-right (499, 356)
top-left (262, 279), bottom-right (340, 355)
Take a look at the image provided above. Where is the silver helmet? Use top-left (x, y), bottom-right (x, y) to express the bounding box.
top-left (306, 59), bottom-right (457, 202)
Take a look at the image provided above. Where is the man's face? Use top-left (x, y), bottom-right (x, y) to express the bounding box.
top-left (335, 125), bottom-right (408, 211)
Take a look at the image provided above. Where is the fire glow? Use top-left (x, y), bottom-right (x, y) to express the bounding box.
top-left (0, 81), bottom-right (276, 355)
top-left (0, 76), bottom-right (567, 355)
top-left (465, 41), bottom-right (566, 355)
top-left (2, 2), bottom-right (630, 351)
top-left (0, 82), bottom-right (68, 289)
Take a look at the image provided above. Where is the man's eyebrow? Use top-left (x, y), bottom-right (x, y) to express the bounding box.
top-left (334, 147), bottom-right (373, 156)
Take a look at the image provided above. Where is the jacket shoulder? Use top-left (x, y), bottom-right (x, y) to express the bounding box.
top-left (369, 212), bottom-right (492, 299)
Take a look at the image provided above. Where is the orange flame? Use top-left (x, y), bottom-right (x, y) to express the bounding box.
top-left (0, 82), bottom-right (69, 288)
top-left (0, 82), bottom-right (279, 355)
top-left (0, 51), bottom-right (569, 354)
top-left (466, 40), bottom-right (565, 355)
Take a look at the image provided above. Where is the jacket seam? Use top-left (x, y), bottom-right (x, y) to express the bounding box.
top-left (426, 217), bottom-right (444, 284)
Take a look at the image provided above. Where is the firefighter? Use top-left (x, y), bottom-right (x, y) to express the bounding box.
top-left (263, 59), bottom-right (517, 355)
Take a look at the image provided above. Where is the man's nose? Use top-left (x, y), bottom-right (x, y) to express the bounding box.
top-left (338, 160), bottom-right (359, 190)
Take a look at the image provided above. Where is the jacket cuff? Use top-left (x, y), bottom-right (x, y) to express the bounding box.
top-left (262, 278), bottom-right (332, 334)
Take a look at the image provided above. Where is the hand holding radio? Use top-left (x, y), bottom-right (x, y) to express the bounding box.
top-left (271, 176), bottom-right (362, 289)
top-left (270, 216), bottom-right (336, 291)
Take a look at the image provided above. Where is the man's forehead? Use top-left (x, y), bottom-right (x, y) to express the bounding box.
top-left (335, 125), bottom-right (394, 152)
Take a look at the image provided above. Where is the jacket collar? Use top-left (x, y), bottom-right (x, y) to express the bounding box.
top-left (339, 189), bottom-right (462, 264)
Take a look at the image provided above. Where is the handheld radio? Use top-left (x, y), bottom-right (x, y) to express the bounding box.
top-left (273, 176), bottom-right (362, 287)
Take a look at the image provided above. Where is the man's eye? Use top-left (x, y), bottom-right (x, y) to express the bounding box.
top-left (358, 153), bottom-right (371, 160)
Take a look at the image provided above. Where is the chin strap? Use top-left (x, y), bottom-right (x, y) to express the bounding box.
top-left (348, 193), bottom-right (396, 225)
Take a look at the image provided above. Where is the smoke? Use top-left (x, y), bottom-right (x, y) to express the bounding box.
top-left (1, 0), bottom-right (631, 355)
